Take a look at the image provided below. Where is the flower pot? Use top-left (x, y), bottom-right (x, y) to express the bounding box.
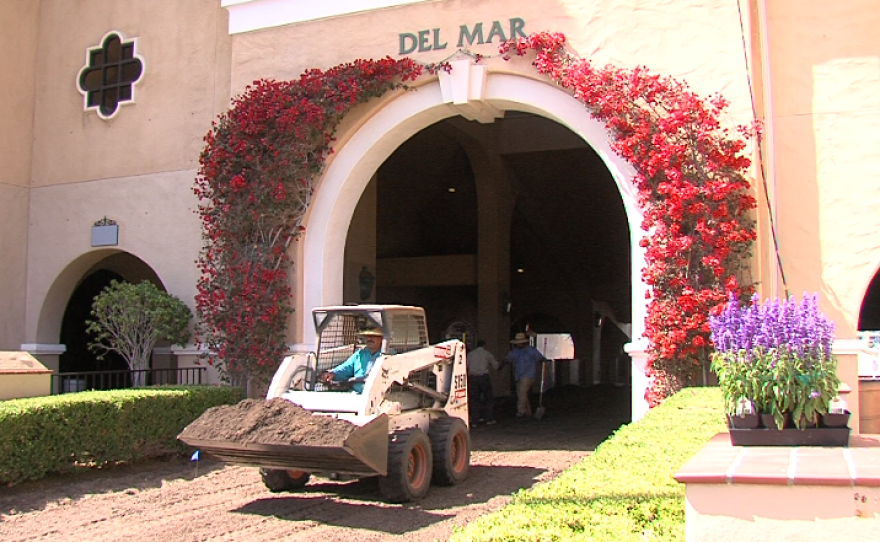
top-left (728, 426), bottom-right (850, 447)
top-left (727, 412), bottom-right (760, 429)
top-left (730, 411), bottom-right (849, 446)
top-left (760, 413), bottom-right (789, 430)
top-left (820, 411), bottom-right (851, 428)
top-left (790, 413), bottom-right (820, 430)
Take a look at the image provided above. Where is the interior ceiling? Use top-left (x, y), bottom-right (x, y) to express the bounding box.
top-left (376, 126), bottom-right (478, 258)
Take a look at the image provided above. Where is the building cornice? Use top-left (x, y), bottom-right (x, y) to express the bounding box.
top-left (222, 0), bottom-right (431, 34)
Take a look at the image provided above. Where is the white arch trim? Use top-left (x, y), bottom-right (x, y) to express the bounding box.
top-left (301, 73), bottom-right (651, 419)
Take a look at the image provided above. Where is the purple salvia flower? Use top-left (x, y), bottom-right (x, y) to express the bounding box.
top-left (711, 292), bottom-right (837, 362)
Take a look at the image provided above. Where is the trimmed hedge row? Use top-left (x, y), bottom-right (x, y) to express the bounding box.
top-left (0, 385), bottom-right (243, 485)
top-left (449, 387), bottom-right (726, 542)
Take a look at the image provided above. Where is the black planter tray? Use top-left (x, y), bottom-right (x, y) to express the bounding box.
top-left (729, 427), bottom-right (850, 447)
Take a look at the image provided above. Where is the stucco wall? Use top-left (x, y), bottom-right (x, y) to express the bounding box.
top-left (20, 0), bottom-right (233, 350)
top-left (0, 185), bottom-right (30, 350)
top-left (228, 0), bottom-right (753, 120)
top-left (0, 0), bottom-right (38, 190)
top-left (767, 1), bottom-right (880, 335)
top-left (25, 171), bottom-right (203, 344)
top-left (0, 374), bottom-right (52, 401)
top-left (0, 1), bottom-right (40, 350)
top-left (29, 0), bottom-right (232, 187)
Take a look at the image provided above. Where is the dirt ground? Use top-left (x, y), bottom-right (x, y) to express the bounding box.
top-left (0, 384), bottom-right (631, 542)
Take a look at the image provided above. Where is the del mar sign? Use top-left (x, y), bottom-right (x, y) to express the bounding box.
top-left (399, 18), bottom-right (526, 55)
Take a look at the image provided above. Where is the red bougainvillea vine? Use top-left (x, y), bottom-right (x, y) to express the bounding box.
top-left (195, 31), bottom-right (756, 404)
top-left (501, 32), bottom-right (758, 405)
top-left (193, 58), bottom-right (429, 388)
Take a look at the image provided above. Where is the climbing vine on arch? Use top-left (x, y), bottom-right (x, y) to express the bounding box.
top-left (195, 32), bottom-right (757, 403)
top-left (193, 57), bottom-right (429, 388)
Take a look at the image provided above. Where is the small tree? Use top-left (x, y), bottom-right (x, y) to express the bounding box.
top-left (87, 280), bottom-right (192, 386)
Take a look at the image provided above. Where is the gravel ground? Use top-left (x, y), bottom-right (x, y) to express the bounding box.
top-left (0, 385), bottom-right (631, 542)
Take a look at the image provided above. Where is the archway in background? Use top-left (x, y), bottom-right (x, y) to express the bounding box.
top-left (59, 269), bottom-right (128, 377)
top-left (302, 69), bottom-right (650, 419)
top-left (48, 252), bottom-right (165, 389)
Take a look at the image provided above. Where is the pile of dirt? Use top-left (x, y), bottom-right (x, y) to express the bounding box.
top-left (178, 398), bottom-right (358, 446)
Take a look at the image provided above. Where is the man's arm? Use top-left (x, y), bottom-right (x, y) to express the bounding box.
top-left (323, 350), bottom-right (358, 382)
top-left (489, 352), bottom-right (500, 371)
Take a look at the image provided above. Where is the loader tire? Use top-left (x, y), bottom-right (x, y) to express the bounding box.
top-left (428, 417), bottom-right (470, 486)
top-left (260, 468), bottom-right (310, 492)
top-left (378, 428), bottom-right (433, 503)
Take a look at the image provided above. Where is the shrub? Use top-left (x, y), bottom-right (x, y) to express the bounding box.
top-left (0, 385), bottom-right (242, 486)
top-left (449, 388), bottom-right (725, 542)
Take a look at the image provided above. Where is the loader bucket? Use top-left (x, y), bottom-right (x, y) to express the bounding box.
top-left (178, 414), bottom-right (389, 477)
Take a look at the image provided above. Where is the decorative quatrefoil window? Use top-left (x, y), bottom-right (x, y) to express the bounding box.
top-left (77, 31), bottom-right (144, 120)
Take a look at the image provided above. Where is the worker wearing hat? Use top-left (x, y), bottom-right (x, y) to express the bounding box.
top-left (320, 327), bottom-right (384, 393)
top-left (504, 332), bottom-right (547, 417)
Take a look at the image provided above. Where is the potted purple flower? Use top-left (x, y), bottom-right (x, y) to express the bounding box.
top-left (710, 293), bottom-right (848, 445)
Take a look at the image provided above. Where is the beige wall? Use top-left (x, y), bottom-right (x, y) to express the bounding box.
top-left (19, 0), bottom-right (233, 350)
top-left (0, 186), bottom-right (31, 350)
top-left (0, 0), bottom-right (39, 190)
top-left (229, 0), bottom-right (753, 116)
top-left (0, 1), bottom-right (40, 350)
top-left (25, 172), bottom-right (203, 344)
top-left (0, 374), bottom-right (52, 401)
top-left (763, 1), bottom-right (880, 335)
top-left (685, 483), bottom-right (880, 541)
top-left (30, 0), bottom-right (231, 187)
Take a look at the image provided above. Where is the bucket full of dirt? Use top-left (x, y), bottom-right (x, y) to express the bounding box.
top-left (178, 398), bottom-right (389, 476)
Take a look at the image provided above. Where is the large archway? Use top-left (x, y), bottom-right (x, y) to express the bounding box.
top-left (344, 113), bottom-right (632, 396)
top-left (300, 68), bottom-right (649, 418)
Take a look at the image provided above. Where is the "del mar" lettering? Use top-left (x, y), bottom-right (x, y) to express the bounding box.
top-left (399, 18), bottom-right (526, 55)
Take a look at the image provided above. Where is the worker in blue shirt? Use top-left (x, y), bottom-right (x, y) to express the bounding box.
top-left (320, 327), bottom-right (384, 393)
top-left (504, 332), bottom-right (547, 417)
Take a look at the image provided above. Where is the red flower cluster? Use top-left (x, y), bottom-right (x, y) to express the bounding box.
top-left (195, 32), bottom-right (756, 402)
top-left (194, 57), bottom-right (425, 386)
top-left (501, 32), bottom-right (757, 405)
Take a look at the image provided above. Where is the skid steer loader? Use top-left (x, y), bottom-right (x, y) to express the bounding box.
top-left (178, 304), bottom-right (471, 503)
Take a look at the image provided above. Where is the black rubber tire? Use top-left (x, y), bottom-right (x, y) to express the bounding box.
top-left (428, 417), bottom-right (470, 486)
top-left (378, 428), bottom-right (433, 503)
top-left (260, 468), bottom-right (311, 492)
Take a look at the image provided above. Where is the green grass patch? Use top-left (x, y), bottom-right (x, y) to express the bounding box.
top-left (0, 385), bottom-right (243, 485)
top-left (450, 387), bottom-right (726, 542)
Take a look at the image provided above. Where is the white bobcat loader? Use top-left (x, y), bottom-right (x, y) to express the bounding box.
top-left (179, 305), bottom-right (471, 502)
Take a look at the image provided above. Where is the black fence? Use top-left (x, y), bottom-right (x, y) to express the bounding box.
top-left (51, 367), bottom-right (206, 394)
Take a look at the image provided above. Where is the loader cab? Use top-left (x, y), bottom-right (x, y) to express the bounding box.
top-left (311, 305), bottom-right (429, 392)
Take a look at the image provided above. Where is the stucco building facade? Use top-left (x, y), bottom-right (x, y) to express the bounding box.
top-left (2, 0), bottom-right (878, 420)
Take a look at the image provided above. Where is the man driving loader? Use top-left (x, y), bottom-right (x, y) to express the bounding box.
top-left (320, 327), bottom-right (384, 393)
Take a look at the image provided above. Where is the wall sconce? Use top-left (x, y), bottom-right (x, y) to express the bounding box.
top-left (501, 292), bottom-right (512, 315)
top-left (594, 311), bottom-right (604, 328)
top-left (359, 266), bottom-right (375, 301)
top-left (91, 216), bottom-right (118, 247)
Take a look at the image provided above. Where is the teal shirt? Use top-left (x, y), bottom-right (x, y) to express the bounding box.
top-left (330, 348), bottom-right (381, 393)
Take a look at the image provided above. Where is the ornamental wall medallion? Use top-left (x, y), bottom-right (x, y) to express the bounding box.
top-left (77, 31), bottom-right (145, 120)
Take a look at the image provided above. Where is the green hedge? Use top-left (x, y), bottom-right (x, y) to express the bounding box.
top-left (450, 387), bottom-right (726, 542)
top-left (0, 385), bottom-right (243, 485)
